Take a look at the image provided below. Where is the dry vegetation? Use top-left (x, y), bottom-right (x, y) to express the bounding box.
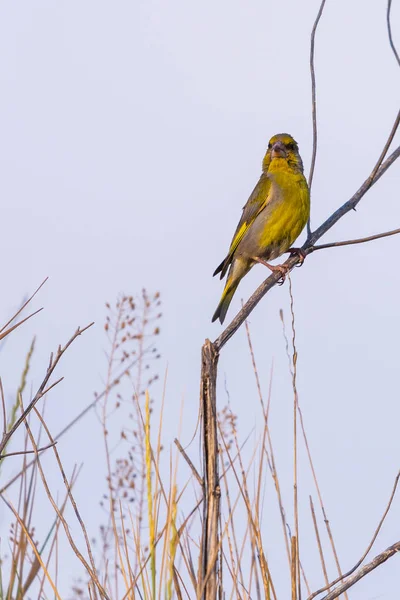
top-left (0, 276), bottom-right (399, 600)
top-left (0, 1), bottom-right (400, 599)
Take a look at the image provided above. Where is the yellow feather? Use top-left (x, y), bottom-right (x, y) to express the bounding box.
top-left (213, 133), bottom-right (310, 324)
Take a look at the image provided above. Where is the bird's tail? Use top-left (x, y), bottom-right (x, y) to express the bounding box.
top-left (212, 279), bottom-right (239, 324)
top-left (212, 259), bottom-right (250, 324)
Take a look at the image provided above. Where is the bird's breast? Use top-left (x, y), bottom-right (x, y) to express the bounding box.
top-left (237, 173), bottom-right (310, 262)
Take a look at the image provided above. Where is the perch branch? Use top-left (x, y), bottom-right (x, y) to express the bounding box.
top-left (214, 143), bottom-right (400, 351)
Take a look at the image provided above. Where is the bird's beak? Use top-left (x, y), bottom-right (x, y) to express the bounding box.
top-left (271, 141), bottom-right (287, 159)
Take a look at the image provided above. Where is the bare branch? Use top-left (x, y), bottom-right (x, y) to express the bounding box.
top-left (318, 541), bottom-right (400, 600)
top-left (308, 470), bottom-right (400, 600)
top-left (308, 144), bottom-right (400, 246)
top-left (0, 278), bottom-right (47, 334)
top-left (310, 226), bottom-right (400, 252)
top-left (214, 143), bottom-right (400, 351)
top-left (368, 109), bottom-right (400, 185)
top-left (0, 308), bottom-right (43, 342)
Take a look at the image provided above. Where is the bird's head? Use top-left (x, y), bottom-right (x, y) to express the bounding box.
top-left (262, 133), bottom-right (304, 173)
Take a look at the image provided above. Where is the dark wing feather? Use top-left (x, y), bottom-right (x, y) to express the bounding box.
top-left (213, 173), bottom-right (272, 279)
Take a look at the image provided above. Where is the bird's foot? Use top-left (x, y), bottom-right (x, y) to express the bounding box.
top-left (286, 247), bottom-right (306, 267)
top-left (253, 257), bottom-right (288, 285)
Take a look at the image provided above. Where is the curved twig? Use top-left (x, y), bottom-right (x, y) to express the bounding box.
top-left (307, 0), bottom-right (328, 237)
top-left (307, 470), bottom-right (400, 600)
top-left (387, 0), bottom-right (400, 67)
top-left (318, 541), bottom-right (400, 600)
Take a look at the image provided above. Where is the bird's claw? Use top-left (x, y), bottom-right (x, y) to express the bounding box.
top-left (287, 247), bottom-right (306, 267)
top-left (276, 265), bottom-right (289, 285)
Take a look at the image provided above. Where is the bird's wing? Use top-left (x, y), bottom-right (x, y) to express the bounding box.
top-left (214, 173), bottom-right (273, 278)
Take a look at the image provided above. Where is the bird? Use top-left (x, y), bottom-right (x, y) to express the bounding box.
top-left (212, 133), bottom-right (310, 324)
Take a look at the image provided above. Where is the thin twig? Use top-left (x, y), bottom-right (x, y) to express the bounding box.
top-left (307, 0), bottom-right (327, 237)
top-left (0, 494), bottom-right (62, 599)
top-left (307, 470), bottom-right (400, 600)
top-left (367, 109), bottom-right (400, 185)
top-left (319, 541), bottom-right (400, 600)
top-left (174, 438), bottom-right (203, 487)
top-left (0, 308), bottom-right (43, 342)
top-left (0, 278), bottom-right (47, 334)
top-left (0, 329), bottom-right (139, 495)
top-left (288, 277), bottom-right (301, 600)
top-left (387, 0), bottom-right (400, 67)
top-left (0, 379), bottom-right (5, 438)
top-left (20, 403), bottom-right (109, 599)
top-left (310, 227), bottom-right (400, 252)
top-left (0, 323), bottom-right (93, 457)
top-left (309, 496), bottom-right (330, 590)
top-left (280, 307), bottom-right (346, 596)
top-left (0, 441), bottom-right (56, 460)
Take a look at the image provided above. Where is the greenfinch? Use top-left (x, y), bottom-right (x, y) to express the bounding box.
top-left (212, 133), bottom-right (310, 324)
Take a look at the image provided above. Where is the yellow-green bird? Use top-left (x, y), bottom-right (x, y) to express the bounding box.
top-left (212, 133), bottom-right (310, 324)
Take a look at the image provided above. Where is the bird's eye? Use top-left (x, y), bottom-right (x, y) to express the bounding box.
top-left (268, 143), bottom-right (272, 149)
top-left (286, 143), bottom-right (294, 151)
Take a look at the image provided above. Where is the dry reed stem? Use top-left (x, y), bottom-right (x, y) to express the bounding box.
top-left (230, 424), bottom-right (263, 597)
top-left (145, 390), bottom-right (156, 599)
top-left (197, 470), bottom-right (258, 600)
top-left (199, 339), bottom-right (220, 600)
top-left (0, 323), bottom-right (93, 457)
top-left (31, 407), bottom-right (99, 580)
top-left (0, 495), bottom-right (62, 599)
top-left (244, 316), bottom-right (292, 573)
top-left (219, 455), bottom-right (246, 599)
top-left (288, 276), bottom-right (301, 600)
top-left (218, 424), bottom-right (276, 600)
top-left (19, 403), bottom-right (109, 599)
top-left (118, 501), bottom-right (134, 597)
top-left (309, 496), bottom-right (330, 590)
top-left (280, 307), bottom-right (346, 597)
top-left (36, 467), bottom-right (81, 598)
top-left (291, 536), bottom-right (297, 600)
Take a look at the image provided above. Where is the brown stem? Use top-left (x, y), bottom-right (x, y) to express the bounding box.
top-left (199, 339), bottom-right (220, 600)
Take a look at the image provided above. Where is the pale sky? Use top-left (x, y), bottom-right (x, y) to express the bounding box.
top-left (0, 0), bottom-right (399, 597)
